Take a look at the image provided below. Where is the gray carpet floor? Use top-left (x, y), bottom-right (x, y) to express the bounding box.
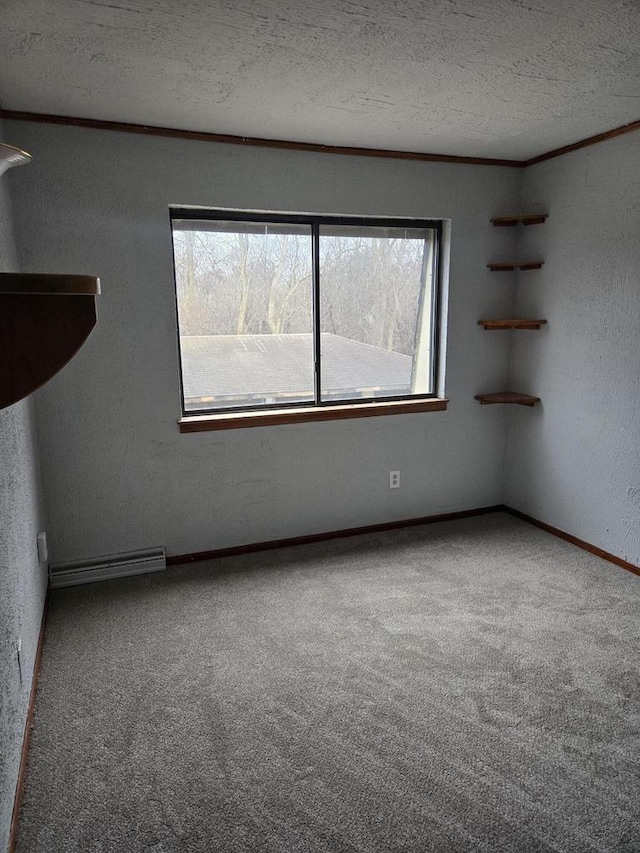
top-left (15, 513), bottom-right (640, 852)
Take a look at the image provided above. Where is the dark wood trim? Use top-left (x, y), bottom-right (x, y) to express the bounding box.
top-left (167, 504), bottom-right (640, 578)
top-left (504, 507), bottom-right (640, 577)
top-left (180, 398), bottom-right (448, 433)
top-left (524, 118), bottom-right (640, 166)
top-left (3, 109), bottom-right (640, 169)
top-left (0, 109), bottom-right (522, 167)
top-left (8, 593), bottom-right (49, 853)
top-left (166, 505), bottom-right (504, 565)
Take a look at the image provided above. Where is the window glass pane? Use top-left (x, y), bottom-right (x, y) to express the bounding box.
top-left (172, 219), bottom-right (314, 412)
top-left (319, 225), bottom-right (435, 402)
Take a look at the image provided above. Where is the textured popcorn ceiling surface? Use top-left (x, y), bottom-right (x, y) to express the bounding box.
top-left (1, 0), bottom-right (640, 159)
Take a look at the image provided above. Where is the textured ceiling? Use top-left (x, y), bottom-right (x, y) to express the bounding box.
top-left (1, 0), bottom-right (640, 160)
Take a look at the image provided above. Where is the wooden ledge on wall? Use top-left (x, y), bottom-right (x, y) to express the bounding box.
top-left (477, 319), bottom-right (547, 330)
top-left (475, 392), bottom-right (541, 406)
top-left (490, 214), bottom-right (548, 226)
top-left (0, 274), bottom-right (100, 410)
top-left (487, 261), bottom-right (544, 272)
top-left (180, 398), bottom-right (448, 432)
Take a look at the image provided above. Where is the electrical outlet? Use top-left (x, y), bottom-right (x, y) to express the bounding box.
top-left (389, 470), bottom-right (400, 489)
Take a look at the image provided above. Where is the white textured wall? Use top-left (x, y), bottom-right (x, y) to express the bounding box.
top-left (506, 134), bottom-right (640, 566)
top-left (7, 121), bottom-right (520, 563)
top-left (0, 125), bottom-right (47, 853)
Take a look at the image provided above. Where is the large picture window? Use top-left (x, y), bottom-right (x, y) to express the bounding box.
top-left (170, 210), bottom-right (443, 419)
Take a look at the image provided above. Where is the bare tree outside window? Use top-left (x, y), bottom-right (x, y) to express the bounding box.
top-left (319, 224), bottom-right (434, 401)
top-left (171, 213), bottom-right (440, 414)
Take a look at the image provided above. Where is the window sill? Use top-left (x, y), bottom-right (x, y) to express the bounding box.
top-left (179, 398), bottom-right (448, 432)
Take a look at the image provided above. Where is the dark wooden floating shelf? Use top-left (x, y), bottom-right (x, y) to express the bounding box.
top-left (490, 214), bottom-right (548, 227)
top-left (0, 272), bottom-right (100, 295)
top-left (0, 272), bottom-right (100, 409)
top-left (475, 392), bottom-right (541, 407)
top-left (487, 261), bottom-right (544, 271)
top-left (478, 319), bottom-right (547, 330)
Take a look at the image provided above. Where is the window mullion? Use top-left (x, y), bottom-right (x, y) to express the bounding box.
top-left (312, 222), bottom-right (322, 405)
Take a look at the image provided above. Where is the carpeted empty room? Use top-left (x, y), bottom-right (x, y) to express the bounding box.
top-left (15, 513), bottom-right (640, 852)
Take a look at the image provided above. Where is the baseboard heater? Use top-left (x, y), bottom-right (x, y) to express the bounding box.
top-left (49, 547), bottom-right (166, 588)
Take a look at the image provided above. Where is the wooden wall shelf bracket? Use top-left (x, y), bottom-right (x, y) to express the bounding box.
top-left (490, 214), bottom-right (548, 227)
top-left (475, 392), bottom-right (541, 406)
top-left (0, 273), bottom-right (100, 409)
top-left (487, 261), bottom-right (544, 271)
top-left (477, 319), bottom-right (547, 330)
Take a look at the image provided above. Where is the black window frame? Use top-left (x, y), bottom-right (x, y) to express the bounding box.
top-left (170, 208), bottom-right (444, 419)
